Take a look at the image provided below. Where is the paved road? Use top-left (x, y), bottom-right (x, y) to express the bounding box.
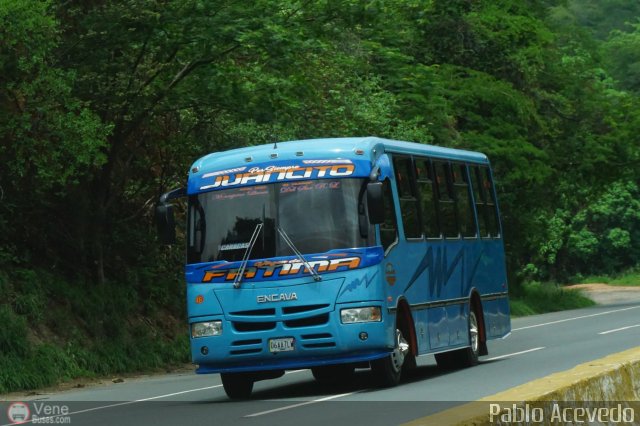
top-left (3, 300), bottom-right (640, 426)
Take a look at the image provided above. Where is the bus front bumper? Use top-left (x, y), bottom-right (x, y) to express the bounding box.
top-left (190, 309), bottom-right (393, 374)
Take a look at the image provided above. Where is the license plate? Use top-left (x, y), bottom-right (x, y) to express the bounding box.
top-left (269, 337), bottom-right (295, 353)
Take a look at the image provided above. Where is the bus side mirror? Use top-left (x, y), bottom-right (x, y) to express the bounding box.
top-left (367, 181), bottom-right (385, 225)
top-left (156, 203), bottom-right (176, 245)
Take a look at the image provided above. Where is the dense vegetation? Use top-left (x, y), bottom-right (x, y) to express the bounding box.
top-left (1, 0), bottom-right (638, 392)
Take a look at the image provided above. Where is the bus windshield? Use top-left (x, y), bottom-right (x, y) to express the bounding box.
top-left (187, 178), bottom-right (373, 264)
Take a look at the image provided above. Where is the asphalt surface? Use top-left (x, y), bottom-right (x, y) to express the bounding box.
top-left (3, 299), bottom-right (640, 426)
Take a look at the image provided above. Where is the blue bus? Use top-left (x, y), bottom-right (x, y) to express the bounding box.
top-left (156, 137), bottom-right (510, 399)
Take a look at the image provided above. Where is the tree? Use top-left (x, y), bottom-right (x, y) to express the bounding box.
top-left (0, 0), bottom-right (108, 267)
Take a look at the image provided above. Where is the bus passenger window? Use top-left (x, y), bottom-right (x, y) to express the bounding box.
top-left (470, 166), bottom-right (489, 237)
top-left (482, 168), bottom-right (500, 237)
top-left (380, 179), bottom-right (398, 250)
top-left (454, 164), bottom-right (477, 238)
top-left (393, 156), bottom-right (421, 239)
top-left (415, 158), bottom-right (440, 238)
top-left (434, 162), bottom-right (459, 238)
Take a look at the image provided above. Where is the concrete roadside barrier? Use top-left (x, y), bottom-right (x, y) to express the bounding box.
top-left (404, 346), bottom-right (640, 425)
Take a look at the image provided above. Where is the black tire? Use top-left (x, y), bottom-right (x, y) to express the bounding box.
top-left (221, 373), bottom-right (254, 400)
top-left (435, 309), bottom-right (480, 370)
top-left (371, 328), bottom-right (410, 387)
top-left (311, 364), bottom-right (355, 384)
top-left (458, 310), bottom-right (480, 367)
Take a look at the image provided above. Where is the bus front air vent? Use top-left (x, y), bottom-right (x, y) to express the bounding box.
top-left (232, 321), bottom-right (277, 332)
top-left (230, 308), bottom-right (276, 317)
top-left (282, 304), bottom-right (330, 315)
top-left (283, 313), bottom-right (329, 328)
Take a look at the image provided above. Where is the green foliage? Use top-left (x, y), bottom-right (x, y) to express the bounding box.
top-left (1, 0), bottom-right (634, 285)
top-left (0, 304), bottom-right (29, 358)
top-left (0, 266), bottom-right (189, 394)
top-left (0, 0), bottom-right (639, 392)
top-left (603, 23), bottom-right (640, 93)
top-left (509, 282), bottom-right (596, 317)
top-left (566, 181), bottom-right (640, 274)
top-left (530, 181), bottom-right (640, 280)
top-left (577, 267), bottom-right (640, 287)
top-left (0, 0), bottom-right (109, 188)
top-left (568, 0), bottom-right (640, 40)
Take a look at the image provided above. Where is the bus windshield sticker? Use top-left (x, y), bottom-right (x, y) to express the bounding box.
top-left (280, 181), bottom-right (340, 194)
top-left (218, 243), bottom-right (251, 251)
top-left (190, 247), bottom-right (385, 284)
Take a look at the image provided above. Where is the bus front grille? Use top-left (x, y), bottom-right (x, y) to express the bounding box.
top-left (300, 332), bottom-right (335, 349)
top-left (230, 348), bottom-right (262, 355)
top-left (232, 339), bottom-right (262, 346)
top-left (302, 342), bottom-right (336, 349)
top-left (283, 313), bottom-right (329, 328)
top-left (229, 338), bottom-right (263, 356)
top-left (230, 308), bottom-right (276, 316)
top-left (282, 304), bottom-right (330, 314)
top-left (232, 321), bottom-right (276, 332)
top-left (300, 333), bottom-right (332, 339)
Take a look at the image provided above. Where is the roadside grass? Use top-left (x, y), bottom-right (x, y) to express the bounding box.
top-left (509, 281), bottom-right (596, 317)
top-left (0, 268), bottom-right (189, 394)
top-left (574, 268), bottom-right (640, 287)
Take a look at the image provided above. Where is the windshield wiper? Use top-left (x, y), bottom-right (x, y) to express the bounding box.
top-left (234, 222), bottom-right (263, 289)
top-left (277, 227), bottom-right (322, 282)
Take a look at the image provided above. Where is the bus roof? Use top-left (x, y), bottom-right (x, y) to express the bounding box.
top-left (191, 137), bottom-right (489, 173)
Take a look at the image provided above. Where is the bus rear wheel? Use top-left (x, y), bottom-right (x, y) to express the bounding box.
top-left (221, 373), bottom-right (254, 400)
top-left (371, 328), bottom-right (410, 387)
top-left (435, 310), bottom-right (480, 369)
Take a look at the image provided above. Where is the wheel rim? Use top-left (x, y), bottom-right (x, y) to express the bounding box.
top-left (390, 329), bottom-right (410, 373)
top-left (469, 311), bottom-right (479, 354)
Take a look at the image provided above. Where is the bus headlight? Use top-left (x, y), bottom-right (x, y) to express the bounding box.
top-left (340, 307), bottom-right (382, 324)
top-left (191, 321), bottom-right (222, 338)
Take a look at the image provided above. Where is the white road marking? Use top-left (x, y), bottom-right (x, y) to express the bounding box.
top-left (513, 305), bottom-right (640, 331)
top-left (133, 384), bottom-right (224, 401)
top-left (1, 384), bottom-right (224, 426)
top-left (7, 305), bottom-right (639, 424)
top-left (484, 347), bottom-right (545, 361)
top-left (1, 370), bottom-right (312, 425)
top-left (244, 391), bottom-right (358, 417)
top-left (598, 324), bottom-right (640, 335)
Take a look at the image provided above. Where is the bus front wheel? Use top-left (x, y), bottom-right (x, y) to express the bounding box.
top-left (221, 373), bottom-right (254, 400)
top-left (372, 328), bottom-right (409, 387)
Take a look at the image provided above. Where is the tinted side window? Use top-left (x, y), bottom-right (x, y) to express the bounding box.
top-left (393, 156), bottom-right (421, 239)
top-left (482, 168), bottom-right (500, 237)
top-left (470, 166), bottom-right (500, 238)
top-left (434, 161), bottom-right (459, 238)
top-left (453, 164), bottom-right (477, 238)
top-left (470, 166), bottom-right (489, 237)
top-left (415, 158), bottom-right (440, 238)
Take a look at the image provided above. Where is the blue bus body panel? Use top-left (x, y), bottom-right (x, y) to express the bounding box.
top-left (187, 261), bottom-right (394, 374)
top-left (383, 238), bottom-right (510, 354)
top-left (184, 137), bottom-right (510, 374)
